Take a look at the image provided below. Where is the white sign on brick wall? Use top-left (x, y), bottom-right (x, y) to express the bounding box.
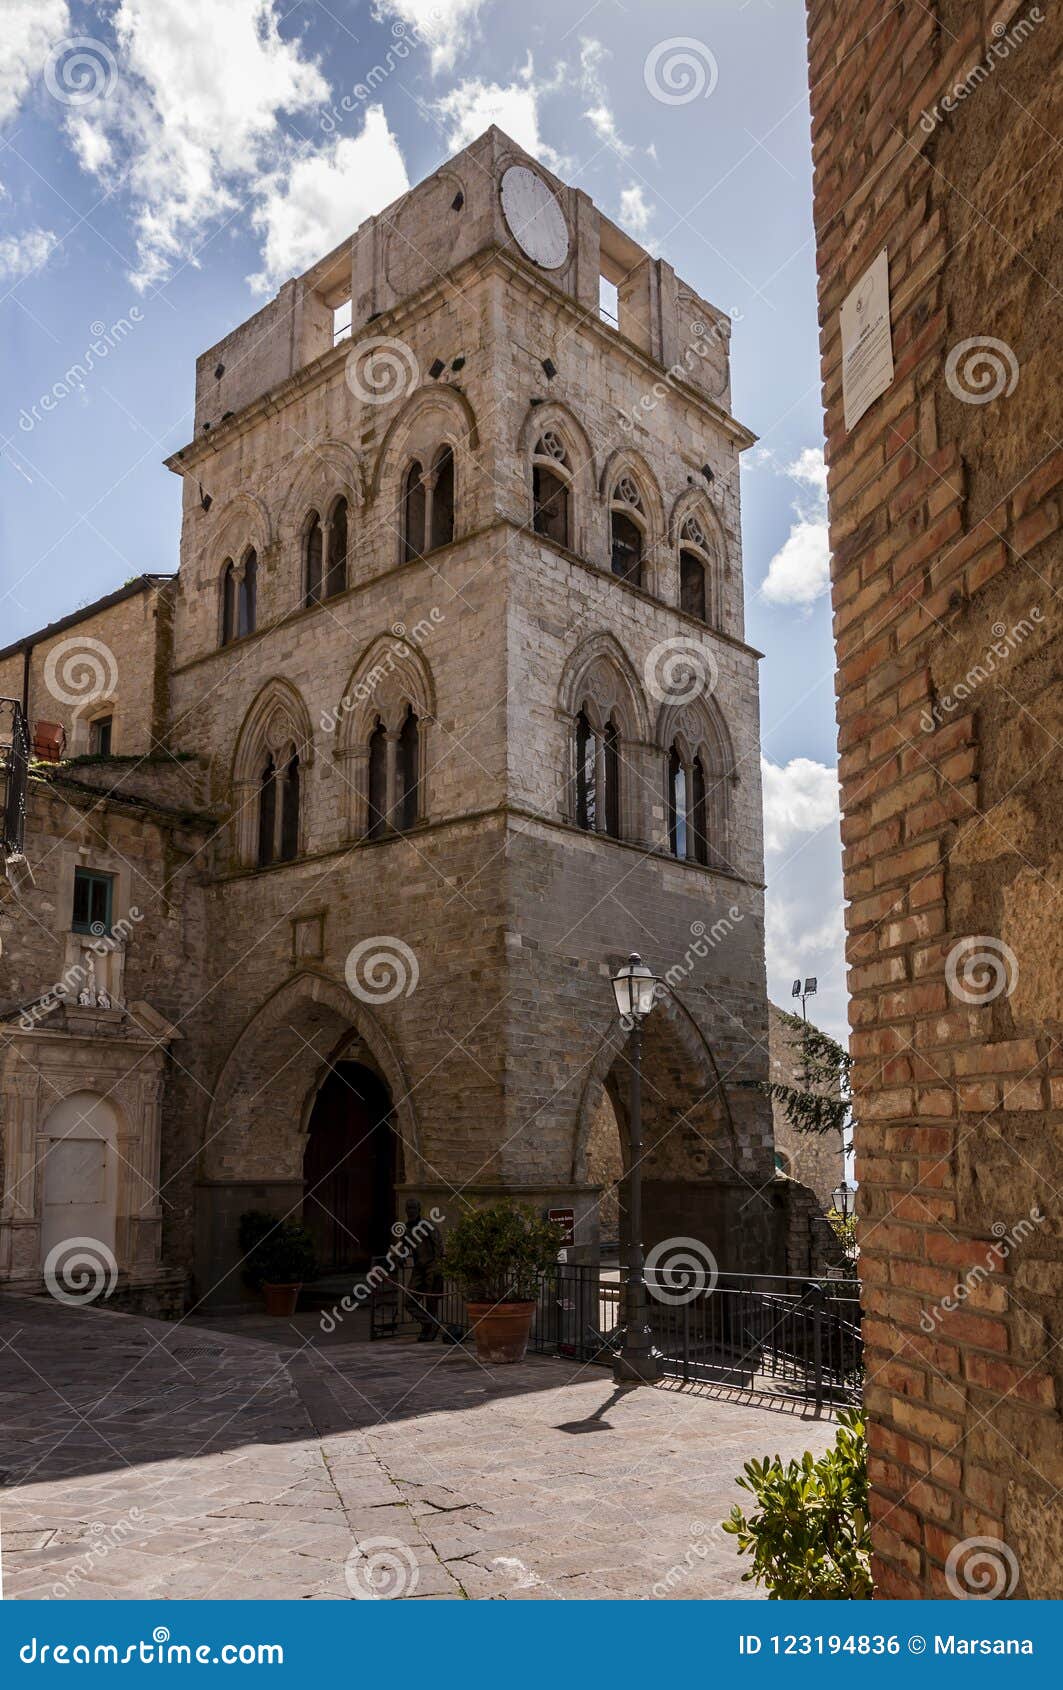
top-left (840, 247), bottom-right (894, 431)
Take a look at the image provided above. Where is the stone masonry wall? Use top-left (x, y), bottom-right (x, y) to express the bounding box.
top-left (805, 0), bottom-right (1062, 1597)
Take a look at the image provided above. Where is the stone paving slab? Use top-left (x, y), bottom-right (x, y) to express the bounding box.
top-left (0, 1294), bottom-right (837, 1600)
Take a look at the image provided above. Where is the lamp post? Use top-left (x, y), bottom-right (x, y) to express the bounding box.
top-left (610, 953), bottom-right (661, 1386)
top-left (831, 1180), bottom-right (857, 1270)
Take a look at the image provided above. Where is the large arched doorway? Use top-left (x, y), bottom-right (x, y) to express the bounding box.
top-left (302, 1062), bottom-right (396, 1271)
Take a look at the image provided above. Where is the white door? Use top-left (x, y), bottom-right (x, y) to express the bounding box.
top-left (41, 1138), bottom-right (112, 1260)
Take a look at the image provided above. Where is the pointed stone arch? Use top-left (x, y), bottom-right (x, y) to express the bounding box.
top-left (657, 690), bottom-right (737, 871)
top-left (668, 487), bottom-right (729, 622)
top-left (231, 678), bottom-right (314, 866)
top-left (199, 971), bottom-right (422, 1291)
top-left (370, 386), bottom-right (478, 563)
top-left (558, 629), bottom-right (651, 742)
top-left (599, 446), bottom-right (666, 596)
top-left (570, 991), bottom-right (741, 1258)
top-left (333, 633), bottom-right (436, 839)
top-left (518, 398), bottom-right (596, 558)
top-left (208, 493), bottom-right (273, 597)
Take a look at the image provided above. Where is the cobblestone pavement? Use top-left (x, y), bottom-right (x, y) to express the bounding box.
top-left (0, 1296), bottom-right (836, 1600)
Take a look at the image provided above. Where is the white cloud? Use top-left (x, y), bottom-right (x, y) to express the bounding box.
top-left (434, 58), bottom-right (565, 171)
top-left (0, 228), bottom-right (58, 282)
top-left (579, 38), bottom-right (631, 157)
top-left (618, 183), bottom-right (653, 239)
top-left (760, 446), bottom-right (831, 608)
top-left (249, 106), bottom-right (408, 291)
top-left (761, 755), bottom-right (839, 854)
top-left (374, 0), bottom-right (486, 76)
top-left (68, 0), bottom-right (329, 290)
top-left (0, 0), bottom-right (69, 127)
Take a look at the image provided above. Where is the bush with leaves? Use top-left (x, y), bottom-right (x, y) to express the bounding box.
top-left (443, 1201), bottom-right (561, 1303)
top-left (722, 1409), bottom-right (872, 1598)
top-left (239, 1211), bottom-right (317, 1289)
top-left (764, 1009), bottom-right (853, 1153)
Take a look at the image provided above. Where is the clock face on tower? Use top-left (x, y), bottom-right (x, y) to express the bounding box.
top-left (500, 165), bottom-right (569, 270)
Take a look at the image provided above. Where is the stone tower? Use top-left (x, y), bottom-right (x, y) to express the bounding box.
top-left (156, 127), bottom-right (778, 1299)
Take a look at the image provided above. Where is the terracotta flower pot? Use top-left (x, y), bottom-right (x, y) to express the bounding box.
top-left (262, 1282), bottom-right (301, 1317)
top-left (466, 1300), bottom-right (536, 1364)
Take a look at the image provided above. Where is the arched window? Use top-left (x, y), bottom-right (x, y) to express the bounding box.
top-left (367, 722), bottom-right (388, 839)
top-left (397, 707), bottom-right (420, 829)
top-left (280, 753), bottom-right (300, 861)
top-left (573, 711), bottom-right (623, 839)
top-left (690, 755), bottom-right (709, 866)
top-left (238, 549), bottom-right (257, 637)
top-left (610, 476), bottom-right (645, 587)
top-left (305, 513), bottom-right (324, 606)
top-left (532, 432), bottom-right (571, 548)
top-left (257, 754), bottom-right (277, 867)
top-left (668, 744), bottom-right (687, 860)
top-left (430, 447), bottom-right (455, 551)
top-left (325, 499), bottom-right (348, 599)
top-left (603, 719), bottom-right (621, 840)
top-left (680, 550), bottom-right (707, 621)
top-left (575, 710), bottom-right (597, 830)
top-left (403, 462), bottom-right (426, 561)
top-left (221, 561), bottom-right (236, 646)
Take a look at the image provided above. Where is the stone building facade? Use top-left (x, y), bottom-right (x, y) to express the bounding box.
top-left (768, 1002), bottom-right (845, 1209)
top-left (2, 128), bottom-right (805, 1315)
top-left (805, 5), bottom-right (1061, 1597)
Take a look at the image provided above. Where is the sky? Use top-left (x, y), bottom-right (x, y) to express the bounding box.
top-left (0, 0), bottom-right (847, 1039)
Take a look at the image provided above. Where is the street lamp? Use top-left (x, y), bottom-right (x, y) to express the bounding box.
top-left (832, 1180), bottom-right (855, 1221)
top-left (610, 952), bottom-right (661, 1387)
top-left (792, 975), bottom-right (818, 1022)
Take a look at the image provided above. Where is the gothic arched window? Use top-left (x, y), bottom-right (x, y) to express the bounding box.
top-left (690, 755), bottom-right (708, 866)
top-left (430, 447), bottom-right (455, 551)
top-left (680, 549), bottom-right (707, 621)
top-left (325, 499), bottom-right (348, 599)
top-left (238, 549), bottom-right (257, 637)
top-left (403, 462), bottom-right (426, 561)
top-left (280, 753), bottom-right (300, 861)
top-left (668, 743), bottom-right (687, 860)
top-left (397, 707), bottom-right (420, 830)
top-left (575, 710), bottom-right (597, 831)
top-left (221, 561), bottom-right (236, 646)
top-left (257, 754), bottom-right (277, 867)
top-left (603, 718), bottom-right (621, 840)
top-left (610, 476), bottom-right (645, 587)
top-left (305, 513), bottom-right (324, 606)
top-left (367, 722), bottom-right (388, 839)
top-left (532, 432), bottom-right (572, 549)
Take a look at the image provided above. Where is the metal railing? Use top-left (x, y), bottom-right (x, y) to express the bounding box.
top-left (370, 1260), bottom-right (862, 1408)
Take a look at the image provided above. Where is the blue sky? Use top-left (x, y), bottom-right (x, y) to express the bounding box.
top-left (0, 0), bottom-right (846, 1037)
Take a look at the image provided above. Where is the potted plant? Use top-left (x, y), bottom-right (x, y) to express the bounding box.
top-left (239, 1211), bottom-right (317, 1316)
top-left (443, 1202), bottom-right (562, 1363)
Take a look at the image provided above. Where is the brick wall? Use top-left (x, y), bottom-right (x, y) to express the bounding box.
top-left (805, 1), bottom-right (1062, 1597)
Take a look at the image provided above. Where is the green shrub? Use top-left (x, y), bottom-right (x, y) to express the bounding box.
top-left (443, 1202), bottom-right (561, 1302)
top-left (239, 1212), bottom-right (317, 1289)
top-left (722, 1409), bottom-right (872, 1598)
